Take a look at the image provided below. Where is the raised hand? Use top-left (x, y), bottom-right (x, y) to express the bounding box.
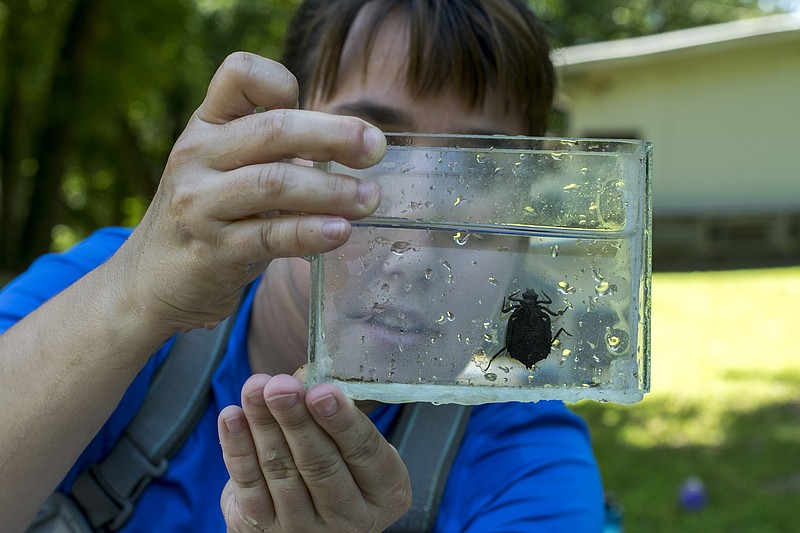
top-left (117, 52), bottom-right (385, 335)
top-left (218, 373), bottom-right (411, 532)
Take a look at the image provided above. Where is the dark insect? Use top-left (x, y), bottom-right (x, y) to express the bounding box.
top-left (485, 288), bottom-right (571, 371)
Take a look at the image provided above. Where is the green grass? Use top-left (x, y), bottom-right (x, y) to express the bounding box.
top-left (571, 266), bottom-right (800, 532)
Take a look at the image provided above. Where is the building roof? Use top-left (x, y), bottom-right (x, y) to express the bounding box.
top-left (553, 12), bottom-right (800, 74)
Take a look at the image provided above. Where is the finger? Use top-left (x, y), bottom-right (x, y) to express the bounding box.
top-left (217, 403), bottom-right (276, 528)
top-left (197, 52), bottom-right (298, 124)
top-left (201, 162), bottom-right (380, 221)
top-left (306, 384), bottom-right (411, 519)
top-left (293, 364), bottom-right (308, 383)
top-left (197, 108), bottom-right (386, 172)
top-left (240, 374), bottom-right (317, 526)
top-left (261, 375), bottom-right (371, 524)
top-left (219, 214), bottom-right (356, 264)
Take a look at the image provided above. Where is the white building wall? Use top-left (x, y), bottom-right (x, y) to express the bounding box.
top-left (559, 39), bottom-right (800, 217)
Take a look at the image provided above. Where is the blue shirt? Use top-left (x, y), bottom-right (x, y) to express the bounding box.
top-left (1, 228), bottom-right (604, 532)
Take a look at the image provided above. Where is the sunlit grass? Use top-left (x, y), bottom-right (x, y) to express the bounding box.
top-left (572, 266), bottom-right (800, 532)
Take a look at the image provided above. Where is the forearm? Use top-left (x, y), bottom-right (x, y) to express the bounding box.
top-left (0, 253), bottom-right (171, 531)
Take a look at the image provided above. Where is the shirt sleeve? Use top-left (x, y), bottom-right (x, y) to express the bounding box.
top-left (434, 401), bottom-right (605, 533)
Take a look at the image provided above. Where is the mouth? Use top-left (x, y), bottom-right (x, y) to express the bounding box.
top-left (348, 304), bottom-right (438, 348)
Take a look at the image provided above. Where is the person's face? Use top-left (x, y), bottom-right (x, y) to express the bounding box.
top-left (308, 9), bottom-right (529, 382)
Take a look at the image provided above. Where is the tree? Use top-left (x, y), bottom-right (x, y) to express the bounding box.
top-left (0, 0), bottom-right (794, 280)
top-left (529, 0), bottom-right (797, 47)
top-left (0, 0), bottom-right (299, 280)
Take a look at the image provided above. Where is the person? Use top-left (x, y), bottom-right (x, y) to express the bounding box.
top-left (0, 0), bottom-right (605, 531)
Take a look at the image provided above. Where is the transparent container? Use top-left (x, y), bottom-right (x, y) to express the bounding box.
top-left (309, 134), bottom-right (651, 404)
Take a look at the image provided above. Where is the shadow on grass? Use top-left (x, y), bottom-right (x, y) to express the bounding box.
top-left (572, 391), bottom-right (800, 532)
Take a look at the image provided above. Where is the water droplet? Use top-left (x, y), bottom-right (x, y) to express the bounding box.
top-left (407, 200), bottom-right (422, 211)
top-left (453, 195), bottom-right (463, 207)
top-left (488, 277), bottom-right (498, 286)
top-left (441, 261), bottom-right (452, 272)
top-left (400, 163), bottom-right (415, 173)
top-left (551, 338), bottom-right (561, 348)
top-left (436, 315), bottom-right (446, 324)
top-left (484, 372), bottom-right (498, 382)
top-left (580, 167), bottom-right (589, 174)
top-left (512, 161), bottom-right (523, 176)
top-left (483, 333), bottom-right (493, 343)
top-left (423, 268), bottom-right (433, 280)
top-left (557, 281), bottom-right (576, 294)
top-left (562, 349), bottom-right (572, 358)
top-left (551, 152), bottom-right (564, 161)
top-left (424, 200), bottom-right (434, 208)
top-left (605, 329), bottom-right (629, 353)
top-left (562, 183), bottom-right (579, 191)
top-left (523, 205), bottom-right (535, 214)
top-left (592, 269), bottom-right (604, 282)
top-left (476, 153), bottom-right (488, 164)
top-left (595, 280), bottom-right (617, 297)
top-left (447, 161), bottom-right (458, 171)
top-left (390, 241), bottom-right (413, 255)
top-left (551, 245), bottom-right (560, 257)
top-left (446, 311), bottom-right (455, 322)
top-left (453, 231), bottom-right (471, 245)
top-left (360, 336), bottom-right (365, 344)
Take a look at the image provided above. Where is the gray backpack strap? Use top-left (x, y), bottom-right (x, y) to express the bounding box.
top-left (27, 310), bottom-right (238, 533)
top-left (386, 403), bottom-right (473, 533)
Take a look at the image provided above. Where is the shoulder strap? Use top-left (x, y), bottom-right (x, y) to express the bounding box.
top-left (64, 312), bottom-right (237, 531)
top-left (385, 403), bottom-right (473, 533)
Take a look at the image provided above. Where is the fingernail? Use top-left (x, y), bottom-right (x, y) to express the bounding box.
top-left (322, 220), bottom-right (348, 241)
top-left (267, 392), bottom-right (299, 411)
top-left (224, 415), bottom-right (244, 435)
top-left (363, 127), bottom-right (385, 160)
top-left (246, 390), bottom-right (266, 406)
top-left (311, 394), bottom-right (338, 418)
top-left (358, 181), bottom-right (379, 208)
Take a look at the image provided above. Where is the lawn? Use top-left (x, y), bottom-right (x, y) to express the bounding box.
top-left (571, 266), bottom-right (800, 532)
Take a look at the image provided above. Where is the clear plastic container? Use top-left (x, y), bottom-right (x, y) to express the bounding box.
top-left (309, 134), bottom-right (651, 404)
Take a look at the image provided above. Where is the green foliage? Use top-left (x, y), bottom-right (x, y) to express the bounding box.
top-left (0, 0), bottom-right (300, 273)
top-left (0, 0), bottom-right (795, 275)
top-left (529, 0), bottom-right (797, 47)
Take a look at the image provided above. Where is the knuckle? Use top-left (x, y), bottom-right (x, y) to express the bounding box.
top-left (260, 222), bottom-right (284, 258)
top-left (341, 429), bottom-right (383, 467)
top-left (257, 109), bottom-right (291, 143)
top-left (295, 452), bottom-right (344, 484)
top-left (257, 163), bottom-right (288, 199)
top-left (221, 51), bottom-right (256, 81)
top-left (259, 454), bottom-right (300, 481)
top-left (167, 134), bottom-right (201, 167)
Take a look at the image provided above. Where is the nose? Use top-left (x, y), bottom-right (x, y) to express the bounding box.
top-left (373, 229), bottom-right (456, 286)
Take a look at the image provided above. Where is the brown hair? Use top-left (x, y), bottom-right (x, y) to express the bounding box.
top-left (282, 0), bottom-right (555, 135)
